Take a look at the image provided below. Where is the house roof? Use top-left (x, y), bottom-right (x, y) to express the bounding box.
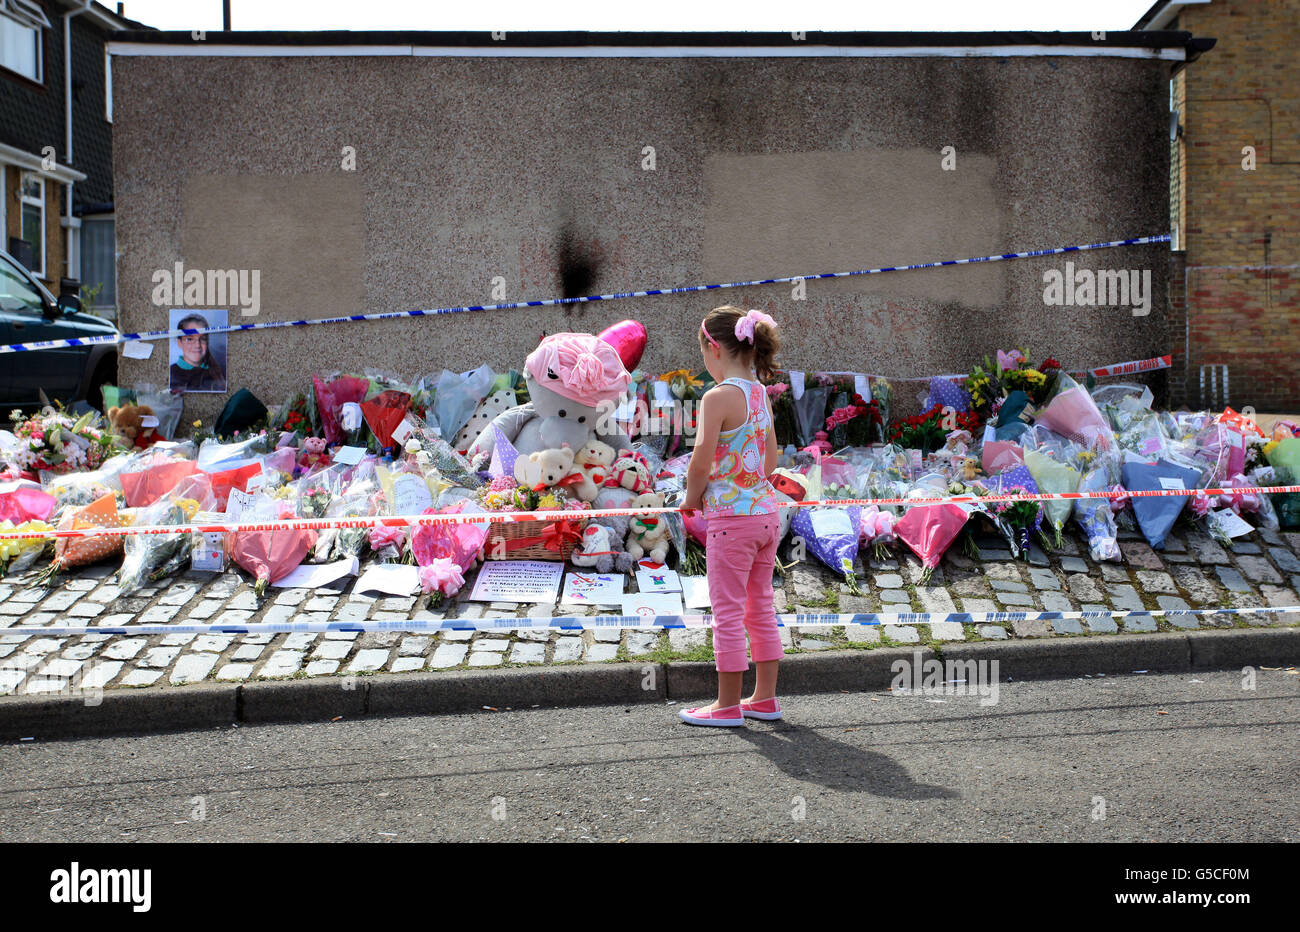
top-left (46, 0), bottom-right (154, 32)
top-left (1133, 1), bottom-right (1214, 31)
top-left (108, 29), bottom-right (1215, 61)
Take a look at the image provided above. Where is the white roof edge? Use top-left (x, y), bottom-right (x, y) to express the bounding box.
top-left (106, 42), bottom-right (1186, 61)
top-left (1143, 0), bottom-right (1213, 31)
top-left (0, 142), bottom-right (88, 183)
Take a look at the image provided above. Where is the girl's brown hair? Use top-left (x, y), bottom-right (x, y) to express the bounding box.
top-left (700, 305), bottom-right (780, 382)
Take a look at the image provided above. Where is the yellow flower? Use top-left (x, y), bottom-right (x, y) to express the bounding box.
top-left (1023, 369), bottom-right (1046, 384)
top-left (193, 419), bottom-right (202, 428)
top-left (1263, 439), bottom-right (1280, 459)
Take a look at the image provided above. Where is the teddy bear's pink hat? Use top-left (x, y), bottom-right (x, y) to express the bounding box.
top-left (526, 333), bottom-right (631, 406)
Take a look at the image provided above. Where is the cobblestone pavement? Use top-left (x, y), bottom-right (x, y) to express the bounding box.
top-left (2, 523), bottom-right (1299, 697)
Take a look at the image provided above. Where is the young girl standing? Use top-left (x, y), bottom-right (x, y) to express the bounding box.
top-left (679, 305), bottom-right (784, 727)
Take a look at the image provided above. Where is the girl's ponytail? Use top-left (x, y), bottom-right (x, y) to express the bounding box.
top-left (751, 320), bottom-right (779, 382)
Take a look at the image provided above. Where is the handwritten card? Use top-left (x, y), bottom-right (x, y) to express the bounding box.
top-left (635, 560), bottom-right (681, 594)
top-left (560, 572), bottom-right (625, 607)
top-left (620, 591), bottom-right (684, 622)
top-left (468, 560), bottom-right (564, 603)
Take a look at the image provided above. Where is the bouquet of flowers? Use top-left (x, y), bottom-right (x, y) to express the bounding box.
top-left (1024, 448), bottom-right (1082, 549)
top-left (1034, 372), bottom-right (1114, 451)
top-left (118, 475), bottom-right (213, 595)
top-left (766, 381), bottom-right (796, 448)
top-left (311, 372), bottom-right (372, 446)
top-left (977, 465), bottom-right (1046, 557)
top-left (791, 505), bottom-right (863, 593)
top-left (7, 408), bottom-right (119, 475)
top-left (894, 501), bottom-right (971, 584)
top-left (0, 519), bottom-right (53, 576)
top-left (1073, 461), bottom-right (1122, 561)
top-left (411, 501), bottom-right (490, 601)
top-left (858, 505), bottom-right (897, 563)
top-left (825, 393), bottom-right (884, 447)
top-left (963, 359), bottom-right (1001, 420)
top-left (887, 405), bottom-right (946, 454)
top-left (1120, 458), bottom-right (1203, 549)
top-left (227, 493), bottom-right (317, 598)
top-left (313, 460), bottom-right (385, 562)
top-left (39, 492), bottom-right (130, 584)
top-left (270, 391), bottom-right (313, 440)
top-left (0, 479), bottom-right (56, 524)
top-left (118, 448), bottom-right (200, 508)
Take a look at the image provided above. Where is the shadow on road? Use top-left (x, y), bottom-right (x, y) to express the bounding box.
top-left (735, 724), bottom-right (959, 800)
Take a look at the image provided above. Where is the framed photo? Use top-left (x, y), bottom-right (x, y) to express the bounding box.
top-left (168, 308), bottom-right (228, 394)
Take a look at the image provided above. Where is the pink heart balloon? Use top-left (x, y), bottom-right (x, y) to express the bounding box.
top-left (597, 319), bottom-right (647, 373)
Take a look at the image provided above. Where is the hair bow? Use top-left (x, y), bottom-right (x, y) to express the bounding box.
top-left (735, 310), bottom-right (777, 344)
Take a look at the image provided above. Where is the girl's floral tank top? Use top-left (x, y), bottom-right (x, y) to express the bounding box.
top-left (703, 377), bottom-right (781, 518)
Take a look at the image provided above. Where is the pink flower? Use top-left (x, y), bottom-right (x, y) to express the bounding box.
top-left (368, 525), bottom-right (407, 550)
top-left (1108, 484), bottom-right (1129, 514)
top-left (996, 349), bottom-right (1025, 371)
top-left (1191, 492), bottom-right (1216, 518)
top-left (419, 558), bottom-right (465, 596)
top-left (766, 383), bottom-right (788, 398)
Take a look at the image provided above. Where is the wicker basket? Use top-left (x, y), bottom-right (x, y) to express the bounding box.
top-left (485, 515), bottom-right (587, 561)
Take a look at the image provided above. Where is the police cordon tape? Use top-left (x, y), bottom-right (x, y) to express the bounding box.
top-left (12, 605), bottom-right (1300, 639)
top-left (0, 234), bottom-right (1170, 355)
top-left (817, 353), bottom-right (1172, 383)
top-left (2, 482), bottom-right (1297, 542)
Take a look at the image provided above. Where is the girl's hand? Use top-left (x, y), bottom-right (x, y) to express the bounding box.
top-left (680, 498), bottom-right (703, 516)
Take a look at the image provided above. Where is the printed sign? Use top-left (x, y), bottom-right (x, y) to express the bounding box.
top-left (468, 560), bottom-right (564, 603)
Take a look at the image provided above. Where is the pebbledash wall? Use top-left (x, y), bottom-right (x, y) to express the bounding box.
top-left (107, 31), bottom-right (1213, 427)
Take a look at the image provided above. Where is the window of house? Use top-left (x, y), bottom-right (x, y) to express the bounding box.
top-left (0, 0), bottom-right (48, 83)
top-left (105, 47), bottom-right (112, 122)
top-left (80, 215), bottom-right (117, 311)
top-left (19, 171), bottom-right (45, 278)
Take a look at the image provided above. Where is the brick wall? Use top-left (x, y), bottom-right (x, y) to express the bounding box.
top-left (1177, 0), bottom-right (1300, 412)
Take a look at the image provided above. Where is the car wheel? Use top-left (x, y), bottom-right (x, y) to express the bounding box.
top-left (86, 357), bottom-right (117, 413)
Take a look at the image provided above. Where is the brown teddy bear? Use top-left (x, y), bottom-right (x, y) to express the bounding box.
top-left (107, 403), bottom-right (160, 449)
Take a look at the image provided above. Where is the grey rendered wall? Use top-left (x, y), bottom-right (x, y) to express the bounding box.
top-left (112, 53), bottom-right (1172, 423)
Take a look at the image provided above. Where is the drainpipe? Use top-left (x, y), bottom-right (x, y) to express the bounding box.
top-left (63, 1), bottom-right (93, 287)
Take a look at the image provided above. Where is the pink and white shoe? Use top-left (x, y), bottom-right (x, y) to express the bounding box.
top-left (740, 698), bottom-right (783, 721)
top-left (678, 703), bottom-right (745, 727)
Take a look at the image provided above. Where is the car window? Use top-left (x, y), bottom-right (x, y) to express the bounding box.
top-left (0, 253), bottom-right (48, 315)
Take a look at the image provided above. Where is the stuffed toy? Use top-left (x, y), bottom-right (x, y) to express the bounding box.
top-left (107, 404), bottom-right (160, 449)
top-left (569, 524), bottom-right (634, 574)
top-left (297, 436), bottom-right (331, 474)
top-left (962, 457), bottom-right (981, 481)
top-left (626, 491), bottom-right (670, 564)
top-left (514, 447), bottom-right (576, 491)
top-left (606, 449), bottom-right (653, 495)
top-left (465, 329), bottom-right (645, 512)
top-left (569, 438), bottom-right (616, 502)
top-left (453, 387), bottom-right (517, 454)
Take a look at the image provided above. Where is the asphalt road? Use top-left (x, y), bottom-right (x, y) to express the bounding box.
top-left (1, 670), bottom-right (1296, 842)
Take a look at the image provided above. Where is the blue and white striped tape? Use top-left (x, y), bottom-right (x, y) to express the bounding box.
top-left (8, 601), bottom-right (1295, 638)
top-left (0, 234), bottom-right (1171, 355)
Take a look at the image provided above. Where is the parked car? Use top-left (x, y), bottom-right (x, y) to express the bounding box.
top-left (0, 248), bottom-right (119, 411)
